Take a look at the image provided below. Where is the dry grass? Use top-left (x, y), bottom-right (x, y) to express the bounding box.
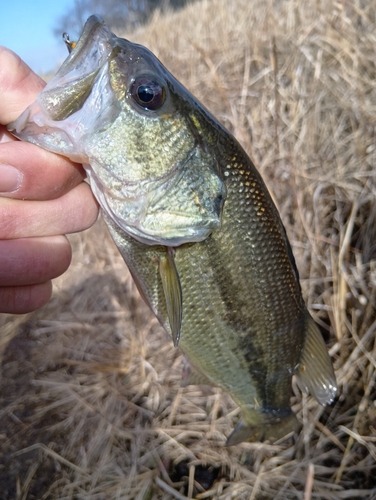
top-left (1, 0), bottom-right (376, 498)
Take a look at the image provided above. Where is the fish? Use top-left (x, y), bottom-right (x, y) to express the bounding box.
top-left (8, 15), bottom-right (337, 445)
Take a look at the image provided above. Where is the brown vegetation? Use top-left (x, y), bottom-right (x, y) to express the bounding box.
top-left (1, 0), bottom-right (376, 498)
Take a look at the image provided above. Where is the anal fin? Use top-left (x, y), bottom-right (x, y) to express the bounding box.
top-left (226, 411), bottom-right (298, 446)
top-left (159, 247), bottom-right (182, 347)
top-left (296, 312), bottom-right (337, 405)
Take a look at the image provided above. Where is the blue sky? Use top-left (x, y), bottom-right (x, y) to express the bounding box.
top-left (0, 0), bottom-right (76, 75)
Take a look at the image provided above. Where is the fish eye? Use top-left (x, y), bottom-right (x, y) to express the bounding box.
top-left (130, 76), bottom-right (165, 111)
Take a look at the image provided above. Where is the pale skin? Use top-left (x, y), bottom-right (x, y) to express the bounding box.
top-left (0, 47), bottom-right (99, 314)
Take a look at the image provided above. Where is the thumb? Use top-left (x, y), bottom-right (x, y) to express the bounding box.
top-left (0, 46), bottom-right (46, 125)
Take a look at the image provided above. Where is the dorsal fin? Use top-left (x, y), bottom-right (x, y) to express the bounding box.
top-left (295, 312), bottom-right (337, 405)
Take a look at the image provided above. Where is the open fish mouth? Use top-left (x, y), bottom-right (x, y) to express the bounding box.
top-left (46, 16), bottom-right (112, 113)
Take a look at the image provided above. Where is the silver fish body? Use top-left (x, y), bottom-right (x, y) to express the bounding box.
top-left (8, 15), bottom-right (337, 445)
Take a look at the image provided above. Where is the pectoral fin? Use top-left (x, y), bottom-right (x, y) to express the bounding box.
top-left (295, 312), bottom-right (337, 405)
top-left (103, 214), bottom-right (176, 341)
top-left (159, 247), bottom-right (182, 347)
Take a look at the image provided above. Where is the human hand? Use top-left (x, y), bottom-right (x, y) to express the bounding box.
top-left (0, 47), bottom-right (99, 314)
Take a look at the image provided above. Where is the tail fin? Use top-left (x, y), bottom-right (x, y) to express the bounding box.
top-left (226, 411), bottom-right (298, 446)
top-left (296, 312), bottom-right (337, 405)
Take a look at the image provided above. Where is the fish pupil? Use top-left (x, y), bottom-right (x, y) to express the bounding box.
top-left (137, 85), bottom-right (154, 103)
top-left (131, 76), bottom-right (165, 110)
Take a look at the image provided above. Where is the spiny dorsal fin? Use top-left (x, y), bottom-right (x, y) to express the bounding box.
top-left (295, 312), bottom-right (337, 405)
top-left (159, 247), bottom-right (182, 347)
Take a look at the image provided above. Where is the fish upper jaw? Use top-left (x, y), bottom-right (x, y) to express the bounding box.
top-left (41, 16), bottom-right (113, 106)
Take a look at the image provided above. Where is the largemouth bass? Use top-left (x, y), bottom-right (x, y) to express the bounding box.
top-left (8, 15), bottom-right (337, 445)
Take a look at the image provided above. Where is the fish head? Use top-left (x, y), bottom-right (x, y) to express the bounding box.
top-left (8, 15), bottom-right (226, 246)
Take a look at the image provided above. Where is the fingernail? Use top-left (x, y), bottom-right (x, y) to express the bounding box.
top-left (0, 164), bottom-right (23, 193)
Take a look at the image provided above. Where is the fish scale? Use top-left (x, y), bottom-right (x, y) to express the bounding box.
top-left (8, 15), bottom-right (337, 445)
top-left (174, 145), bottom-right (303, 409)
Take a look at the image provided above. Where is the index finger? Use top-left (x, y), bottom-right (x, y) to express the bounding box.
top-left (0, 46), bottom-right (46, 125)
